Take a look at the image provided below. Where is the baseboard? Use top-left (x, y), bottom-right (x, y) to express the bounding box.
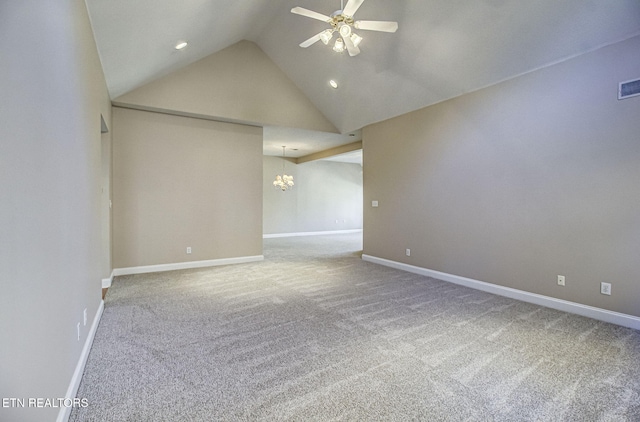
top-left (362, 254), bottom-right (640, 331)
top-left (57, 300), bottom-right (104, 422)
top-left (101, 270), bottom-right (114, 288)
top-left (113, 255), bottom-right (264, 277)
top-left (263, 229), bottom-right (363, 239)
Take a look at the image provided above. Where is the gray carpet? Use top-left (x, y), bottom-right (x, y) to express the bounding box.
top-left (71, 233), bottom-right (640, 421)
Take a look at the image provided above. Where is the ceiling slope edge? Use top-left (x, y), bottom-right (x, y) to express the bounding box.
top-left (113, 40), bottom-right (338, 133)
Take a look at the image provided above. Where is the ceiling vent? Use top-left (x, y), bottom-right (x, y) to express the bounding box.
top-left (618, 78), bottom-right (640, 100)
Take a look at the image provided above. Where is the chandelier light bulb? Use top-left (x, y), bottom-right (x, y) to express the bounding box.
top-left (339, 24), bottom-right (352, 38)
top-left (351, 33), bottom-right (363, 47)
top-left (274, 146), bottom-right (294, 191)
top-left (320, 29), bottom-right (334, 45)
top-left (333, 38), bottom-right (345, 53)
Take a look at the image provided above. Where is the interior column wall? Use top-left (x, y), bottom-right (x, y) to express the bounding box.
top-left (100, 124), bottom-right (113, 280)
top-left (112, 108), bottom-right (263, 269)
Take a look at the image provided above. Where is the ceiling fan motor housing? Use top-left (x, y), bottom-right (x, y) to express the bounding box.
top-left (330, 11), bottom-right (355, 27)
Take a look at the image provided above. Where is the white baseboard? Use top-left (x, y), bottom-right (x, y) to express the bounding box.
top-left (57, 300), bottom-right (104, 422)
top-left (113, 255), bottom-right (264, 277)
top-left (264, 229), bottom-right (363, 239)
top-left (362, 254), bottom-right (640, 331)
top-left (101, 270), bottom-right (114, 288)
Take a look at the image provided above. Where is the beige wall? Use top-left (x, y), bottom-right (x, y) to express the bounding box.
top-left (115, 40), bottom-right (337, 133)
top-left (0, 1), bottom-right (111, 420)
top-left (263, 157), bottom-right (363, 235)
top-left (112, 107), bottom-right (263, 268)
top-left (100, 121), bottom-right (113, 279)
top-left (364, 35), bottom-right (640, 317)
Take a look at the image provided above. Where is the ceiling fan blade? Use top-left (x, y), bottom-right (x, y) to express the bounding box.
top-left (354, 20), bottom-right (398, 33)
top-left (342, 0), bottom-right (365, 17)
top-left (299, 31), bottom-right (323, 48)
top-left (343, 34), bottom-right (361, 57)
top-left (291, 7), bottom-right (332, 23)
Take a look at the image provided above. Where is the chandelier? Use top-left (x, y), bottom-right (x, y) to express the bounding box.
top-left (273, 146), bottom-right (294, 191)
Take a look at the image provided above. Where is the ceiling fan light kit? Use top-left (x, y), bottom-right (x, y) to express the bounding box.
top-left (320, 29), bottom-right (334, 45)
top-left (350, 33), bottom-right (363, 47)
top-left (292, 0), bottom-right (398, 57)
top-left (339, 24), bottom-right (351, 38)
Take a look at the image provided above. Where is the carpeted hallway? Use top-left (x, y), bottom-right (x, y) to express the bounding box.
top-left (71, 233), bottom-right (640, 421)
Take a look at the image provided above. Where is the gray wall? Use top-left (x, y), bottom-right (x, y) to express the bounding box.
top-left (0, 0), bottom-right (111, 420)
top-left (363, 35), bottom-right (640, 317)
top-left (112, 107), bottom-right (263, 268)
top-left (264, 157), bottom-right (363, 235)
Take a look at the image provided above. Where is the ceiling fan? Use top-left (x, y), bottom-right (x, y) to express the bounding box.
top-left (291, 0), bottom-right (398, 57)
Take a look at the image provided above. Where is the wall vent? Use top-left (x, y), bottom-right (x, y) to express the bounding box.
top-left (619, 78), bottom-right (640, 100)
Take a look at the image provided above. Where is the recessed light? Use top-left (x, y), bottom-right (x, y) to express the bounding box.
top-left (175, 41), bottom-right (188, 50)
top-left (329, 80), bottom-right (338, 89)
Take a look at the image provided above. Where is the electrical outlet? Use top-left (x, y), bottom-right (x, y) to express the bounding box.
top-left (601, 282), bottom-right (612, 296)
top-left (557, 275), bottom-right (565, 286)
top-left (186, 247), bottom-right (192, 254)
top-left (372, 200), bottom-right (379, 207)
top-left (406, 249), bottom-right (411, 257)
top-left (83, 308), bottom-right (87, 326)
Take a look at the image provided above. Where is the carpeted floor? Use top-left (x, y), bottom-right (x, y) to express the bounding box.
top-left (71, 233), bottom-right (640, 421)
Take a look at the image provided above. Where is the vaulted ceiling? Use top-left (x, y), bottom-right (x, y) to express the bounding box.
top-left (87, 0), bottom-right (640, 140)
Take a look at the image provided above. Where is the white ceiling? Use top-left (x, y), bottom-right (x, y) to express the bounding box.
top-left (86, 0), bottom-right (640, 155)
